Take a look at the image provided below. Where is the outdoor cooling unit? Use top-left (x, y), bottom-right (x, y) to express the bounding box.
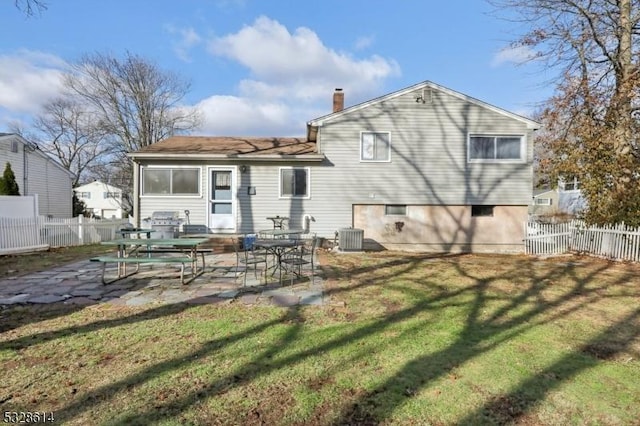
top-left (338, 228), bottom-right (364, 251)
top-left (148, 211), bottom-right (183, 239)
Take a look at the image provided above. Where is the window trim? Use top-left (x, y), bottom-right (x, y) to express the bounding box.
top-left (467, 134), bottom-right (526, 163)
top-left (279, 167), bottom-right (311, 199)
top-left (140, 165), bottom-right (202, 197)
top-left (360, 131), bottom-right (391, 163)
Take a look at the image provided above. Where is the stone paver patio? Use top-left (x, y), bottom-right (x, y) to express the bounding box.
top-left (0, 252), bottom-right (326, 307)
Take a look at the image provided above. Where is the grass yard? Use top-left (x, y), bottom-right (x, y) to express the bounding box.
top-left (0, 244), bottom-right (113, 278)
top-left (1, 251), bottom-right (639, 425)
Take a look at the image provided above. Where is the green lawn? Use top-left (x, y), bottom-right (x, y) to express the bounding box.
top-left (1, 251), bottom-right (639, 425)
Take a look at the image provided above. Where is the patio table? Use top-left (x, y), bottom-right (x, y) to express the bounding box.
top-left (258, 228), bottom-right (304, 239)
top-left (266, 216), bottom-right (289, 229)
top-left (254, 238), bottom-right (300, 285)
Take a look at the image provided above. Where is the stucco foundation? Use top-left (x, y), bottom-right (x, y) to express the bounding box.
top-left (353, 204), bottom-right (527, 253)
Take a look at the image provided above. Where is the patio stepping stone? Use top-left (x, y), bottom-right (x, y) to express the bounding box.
top-left (239, 294), bottom-right (260, 305)
top-left (218, 290), bottom-right (239, 299)
top-left (0, 294), bottom-right (31, 304)
top-left (269, 294), bottom-right (300, 307)
top-left (297, 290), bottom-right (324, 305)
top-left (28, 294), bottom-right (69, 304)
top-left (64, 297), bottom-right (97, 306)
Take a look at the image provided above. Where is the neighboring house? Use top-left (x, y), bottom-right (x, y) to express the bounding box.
top-left (0, 133), bottom-right (74, 218)
top-left (529, 188), bottom-right (558, 216)
top-left (129, 81), bottom-right (540, 253)
top-left (529, 178), bottom-right (586, 217)
top-left (74, 180), bottom-right (125, 219)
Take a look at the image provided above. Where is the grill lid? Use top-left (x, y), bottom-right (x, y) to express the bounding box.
top-left (151, 211), bottom-right (180, 220)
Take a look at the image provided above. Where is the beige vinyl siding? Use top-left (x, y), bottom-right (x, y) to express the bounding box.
top-left (0, 137), bottom-right (25, 194)
top-left (135, 85), bottom-right (535, 241)
top-left (26, 152), bottom-right (73, 217)
top-left (317, 87), bottom-right (533, 207)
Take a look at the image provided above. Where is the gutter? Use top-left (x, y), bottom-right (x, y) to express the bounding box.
top-left (127, 153), bottom-right (326, 162)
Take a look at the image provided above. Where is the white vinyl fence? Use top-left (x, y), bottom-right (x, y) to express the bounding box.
top-left (0, 216), bottom-right (131, 255)
top-left (525, 220), bottom-right (640, 262)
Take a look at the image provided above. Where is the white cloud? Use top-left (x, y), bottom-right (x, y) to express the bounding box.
top-left (0, 50), bottom-right (67, 113)
top-left (165, 25), bottom-right (202, 62)
top-left (194, 95), bottom-right (307, 136)
top-left (198, 16), bottom-right (400, 135)
top-left (354, 35), bottom-right (375, 50)
top-left (492, 45), bottom-right (538, 67)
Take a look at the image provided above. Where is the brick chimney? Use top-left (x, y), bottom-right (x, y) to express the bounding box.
top-left (332, 88), bottom-right (344, 113)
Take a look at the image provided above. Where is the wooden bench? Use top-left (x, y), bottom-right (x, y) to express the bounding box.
top-left (90, 256), bottom-right (194, 285)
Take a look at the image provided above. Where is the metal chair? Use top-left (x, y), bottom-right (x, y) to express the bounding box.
top-left (234, 235), bottom-right (268, 286)
top-left (280, 235), bottom-right (319, 284)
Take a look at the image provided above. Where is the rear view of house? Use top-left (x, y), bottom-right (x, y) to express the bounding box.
top-left (130, 81), bottom-right (539, 252)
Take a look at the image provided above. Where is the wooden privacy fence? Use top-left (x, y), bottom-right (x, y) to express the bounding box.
top-left (525, 220), bottom-right (640, 262)
top-left (0, 216), bottom-right (130, 255)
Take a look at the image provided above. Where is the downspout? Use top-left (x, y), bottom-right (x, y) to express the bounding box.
top-left (22, 142), bottom-right (28, 195)
top-left (132, 160), bottom-right (140, 227)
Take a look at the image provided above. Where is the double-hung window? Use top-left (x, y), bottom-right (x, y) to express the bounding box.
top-left (468, 135), bottom-right (524, 162)
top-left (361, 132), bottom-right (391, 162)
top-left (142, 167), bottom-right (200, 195)
top-left (280, 167), bottom-right (310, 198)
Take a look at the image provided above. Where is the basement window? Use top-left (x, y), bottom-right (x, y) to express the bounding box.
top-left (471, 205), bottom-right (494, 217)
top-left (385, 205), bottom-right (407, 215)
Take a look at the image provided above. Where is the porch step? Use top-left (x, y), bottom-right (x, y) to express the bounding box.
top-left (196, 236), bottom-right (238, 253)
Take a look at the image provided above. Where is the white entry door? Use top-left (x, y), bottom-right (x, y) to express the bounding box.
top-left (208, 168), bottom-right (236, 232)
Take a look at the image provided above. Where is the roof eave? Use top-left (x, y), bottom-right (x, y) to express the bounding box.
top-left (128, 152), bottom-right (326, 162)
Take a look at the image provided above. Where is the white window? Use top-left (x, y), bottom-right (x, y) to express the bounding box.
top-left (361, 132), bottom-right (391, 162)
top-left (468, 135), bottom-right (524, 162)
top-left (11, 140), bottom-right (18, 153)
top-left (280, 167), bottom-right (309, 198)
top-left (104, 192), bottom-right (120, 199)
top-left (534, 198), bottom-right (552, 205)
top-left (142, 167), bottom-right (200, 195)
top-left (79, 192), bottom-right (91, 199)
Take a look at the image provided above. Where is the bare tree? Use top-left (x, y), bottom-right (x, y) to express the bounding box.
top-left (32, 96), bottom-right (112, 187)
top-left (491, 0), bottom-right (640, 225)
top-left (66, 51), bottom-right (200, 155)
top-left (62, 51), bottom-right (200, 214)
top-left (14, 0), bottom-right (47, 16)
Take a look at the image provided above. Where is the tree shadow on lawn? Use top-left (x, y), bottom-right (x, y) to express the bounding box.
top-left (5, 253), bottom-right (640, 424)
top-left (0, 274), bottom-right (201, 351)
top-left (335, 255), bottom-right (640, 424)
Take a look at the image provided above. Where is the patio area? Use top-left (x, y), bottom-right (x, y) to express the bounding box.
top-left (0, 251), bottom-right (326, 307)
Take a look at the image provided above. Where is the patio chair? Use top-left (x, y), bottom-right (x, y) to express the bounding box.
top-left (234, 235), bottom-right (268, 286)
top-left (280, 235), bottom-right (319, 285)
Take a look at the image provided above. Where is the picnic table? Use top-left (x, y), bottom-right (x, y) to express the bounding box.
top-left (93, 237), bottom-right (210, 285)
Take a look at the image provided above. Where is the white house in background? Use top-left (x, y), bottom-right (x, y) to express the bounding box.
top-left (74, 180), bottom-right (125, 219)
top-left (529, 178), bottom-right (587, 217)
top-left (0, 133), bottom-right (74, 218)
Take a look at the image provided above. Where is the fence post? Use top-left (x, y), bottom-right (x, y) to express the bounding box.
top-left (78, 215), bottom-right (84, 245)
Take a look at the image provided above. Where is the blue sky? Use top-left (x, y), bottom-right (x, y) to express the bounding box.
top-left (0, 0), bottom-right (552, 137)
